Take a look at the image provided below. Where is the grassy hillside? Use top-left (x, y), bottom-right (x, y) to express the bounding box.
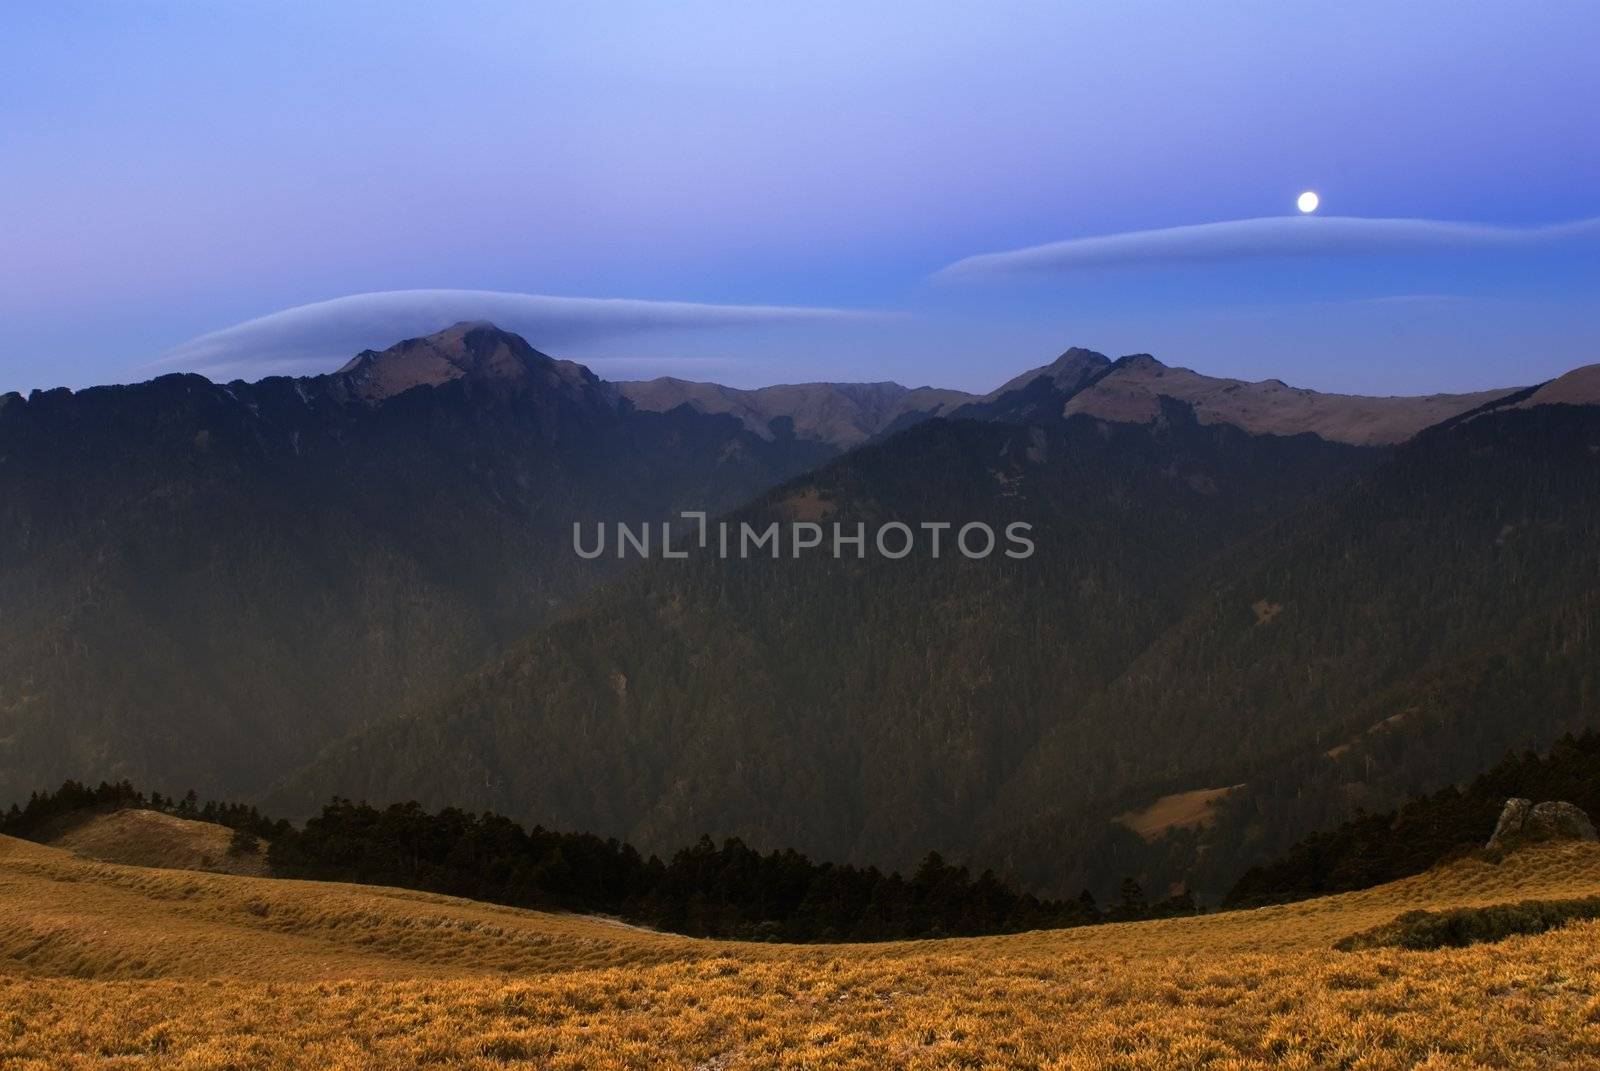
top-left (5, 834), bottom-right (1600, 1067)
top-left (43, 808), bottom-right (268, 878)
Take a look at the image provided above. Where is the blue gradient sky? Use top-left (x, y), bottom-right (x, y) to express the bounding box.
top-left (3, 1), bottom-right (1597, 395)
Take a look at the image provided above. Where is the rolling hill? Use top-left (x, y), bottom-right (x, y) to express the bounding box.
top-left (4, 831), bottom-right (1600, 1068)
top-left (41, 808), bottom-right (268, 877)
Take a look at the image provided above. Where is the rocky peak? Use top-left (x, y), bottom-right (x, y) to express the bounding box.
top-left (331, 321), bottom-right (612, 407)
top-left (983, 346), bottom-right (1112, 401)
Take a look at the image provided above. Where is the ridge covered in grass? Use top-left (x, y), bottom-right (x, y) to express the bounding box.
top-left (5, 834), bottom-right (1600, 1067)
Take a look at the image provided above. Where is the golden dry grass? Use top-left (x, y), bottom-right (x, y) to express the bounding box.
top-left (0, 835), bottom-right (707, 982)
top-left (47, 809), bottom-right (270, 877)
top-left (5, 833), bottom-right (1600, 1068)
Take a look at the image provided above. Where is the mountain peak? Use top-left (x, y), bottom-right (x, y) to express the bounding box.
top-left (1113, 353), bottom-right (1167, 374)
top-left (332, 322), bottom-right (604, 404)
top-left (1046, 346), bottom-right (1113, 379)
top-left (985, 346), bottom-right (1111, 400)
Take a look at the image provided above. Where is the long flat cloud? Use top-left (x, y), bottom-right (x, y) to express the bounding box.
top-left (155, 289), bottom-right (876, 379)
top-left (935, 215), bottom-right (1600, 280)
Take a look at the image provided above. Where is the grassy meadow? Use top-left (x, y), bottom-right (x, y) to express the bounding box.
top-left (4, 831), bottom-right (1600, 1069)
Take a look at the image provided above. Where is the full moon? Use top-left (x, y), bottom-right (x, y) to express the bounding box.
top-left (1297, 190), bottom-right (1320, 214)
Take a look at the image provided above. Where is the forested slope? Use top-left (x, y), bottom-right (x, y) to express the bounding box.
top-left (0, 325), bottom-right (831, 802)
top-left (990, 402), bottom-right (1600, 896)
top-left (284, 401), bottom-right (1376, 883)
top-left (290, 400), bottom-right (1600, 899)
top-left (1224, 731), bottom-right (1600, 907)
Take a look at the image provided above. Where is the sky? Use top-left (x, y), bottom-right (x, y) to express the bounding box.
top-left (2, 1), bottom-right (1597, 396)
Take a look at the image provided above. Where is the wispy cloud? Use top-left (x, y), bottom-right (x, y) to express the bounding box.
top-left (153, 289), bottom-right (878, 379)
top-left (934, 215), bottom-right (1600, 280)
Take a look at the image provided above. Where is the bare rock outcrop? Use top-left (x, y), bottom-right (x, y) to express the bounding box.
top-left (1487, 798), bottom-right (1598, 850)
top-left (1526, 801), bottom-right (1599, 842)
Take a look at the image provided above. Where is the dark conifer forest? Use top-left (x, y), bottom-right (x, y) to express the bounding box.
top-left (1224, 732), bottom-right (1600, 907)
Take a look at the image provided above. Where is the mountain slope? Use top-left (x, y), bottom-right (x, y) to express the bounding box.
top-left (0, 324), bottom-right (833, 803)
top-left (1223, 731), bottom-right (1600, 908)
top-left (286, 386), bottom-right (1600, 898)
top-left (1504, 362), bottom-right (1600, 410)
top-left (283, 400), bottom-right (1377, 871)
top-left (982, 400), bottom-right (1600, 896)
top-left (3, 320), bottom-right (1587, 902)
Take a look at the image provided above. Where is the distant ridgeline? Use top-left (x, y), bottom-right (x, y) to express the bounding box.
top-left (2, 781), bottom-right (1193, 941)
top-left (1224, 732), bottom-right (1600, 908)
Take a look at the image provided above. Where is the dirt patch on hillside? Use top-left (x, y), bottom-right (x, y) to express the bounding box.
top-left (1116, 785), bottom-right (1243, 841)
top-left (776, 488), bottom-right (837, 522)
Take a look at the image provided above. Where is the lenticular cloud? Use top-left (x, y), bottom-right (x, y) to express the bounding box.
top-left (156, 289), bottom-right (875, 379)
top-left (934, 215), bottom-right (1600, 280)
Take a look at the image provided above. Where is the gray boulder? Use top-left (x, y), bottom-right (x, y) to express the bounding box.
top-left (1486, 797), bottom-right (1598, 850)
top-left (1487, 798), bottom-right (1533, 849)
top-left (1526, 801), bottom-right (1599, 843)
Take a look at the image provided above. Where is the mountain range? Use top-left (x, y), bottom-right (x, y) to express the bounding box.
top-left (616, 345), bottom-right (1516, 449)
top-left (0, 323), bottom-right (832, 802)
top-left (3, 321), bottom-right (1597, 899)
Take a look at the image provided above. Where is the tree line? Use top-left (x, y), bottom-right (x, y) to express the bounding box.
top-left (3, 782), bottom-right (1195, 941)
